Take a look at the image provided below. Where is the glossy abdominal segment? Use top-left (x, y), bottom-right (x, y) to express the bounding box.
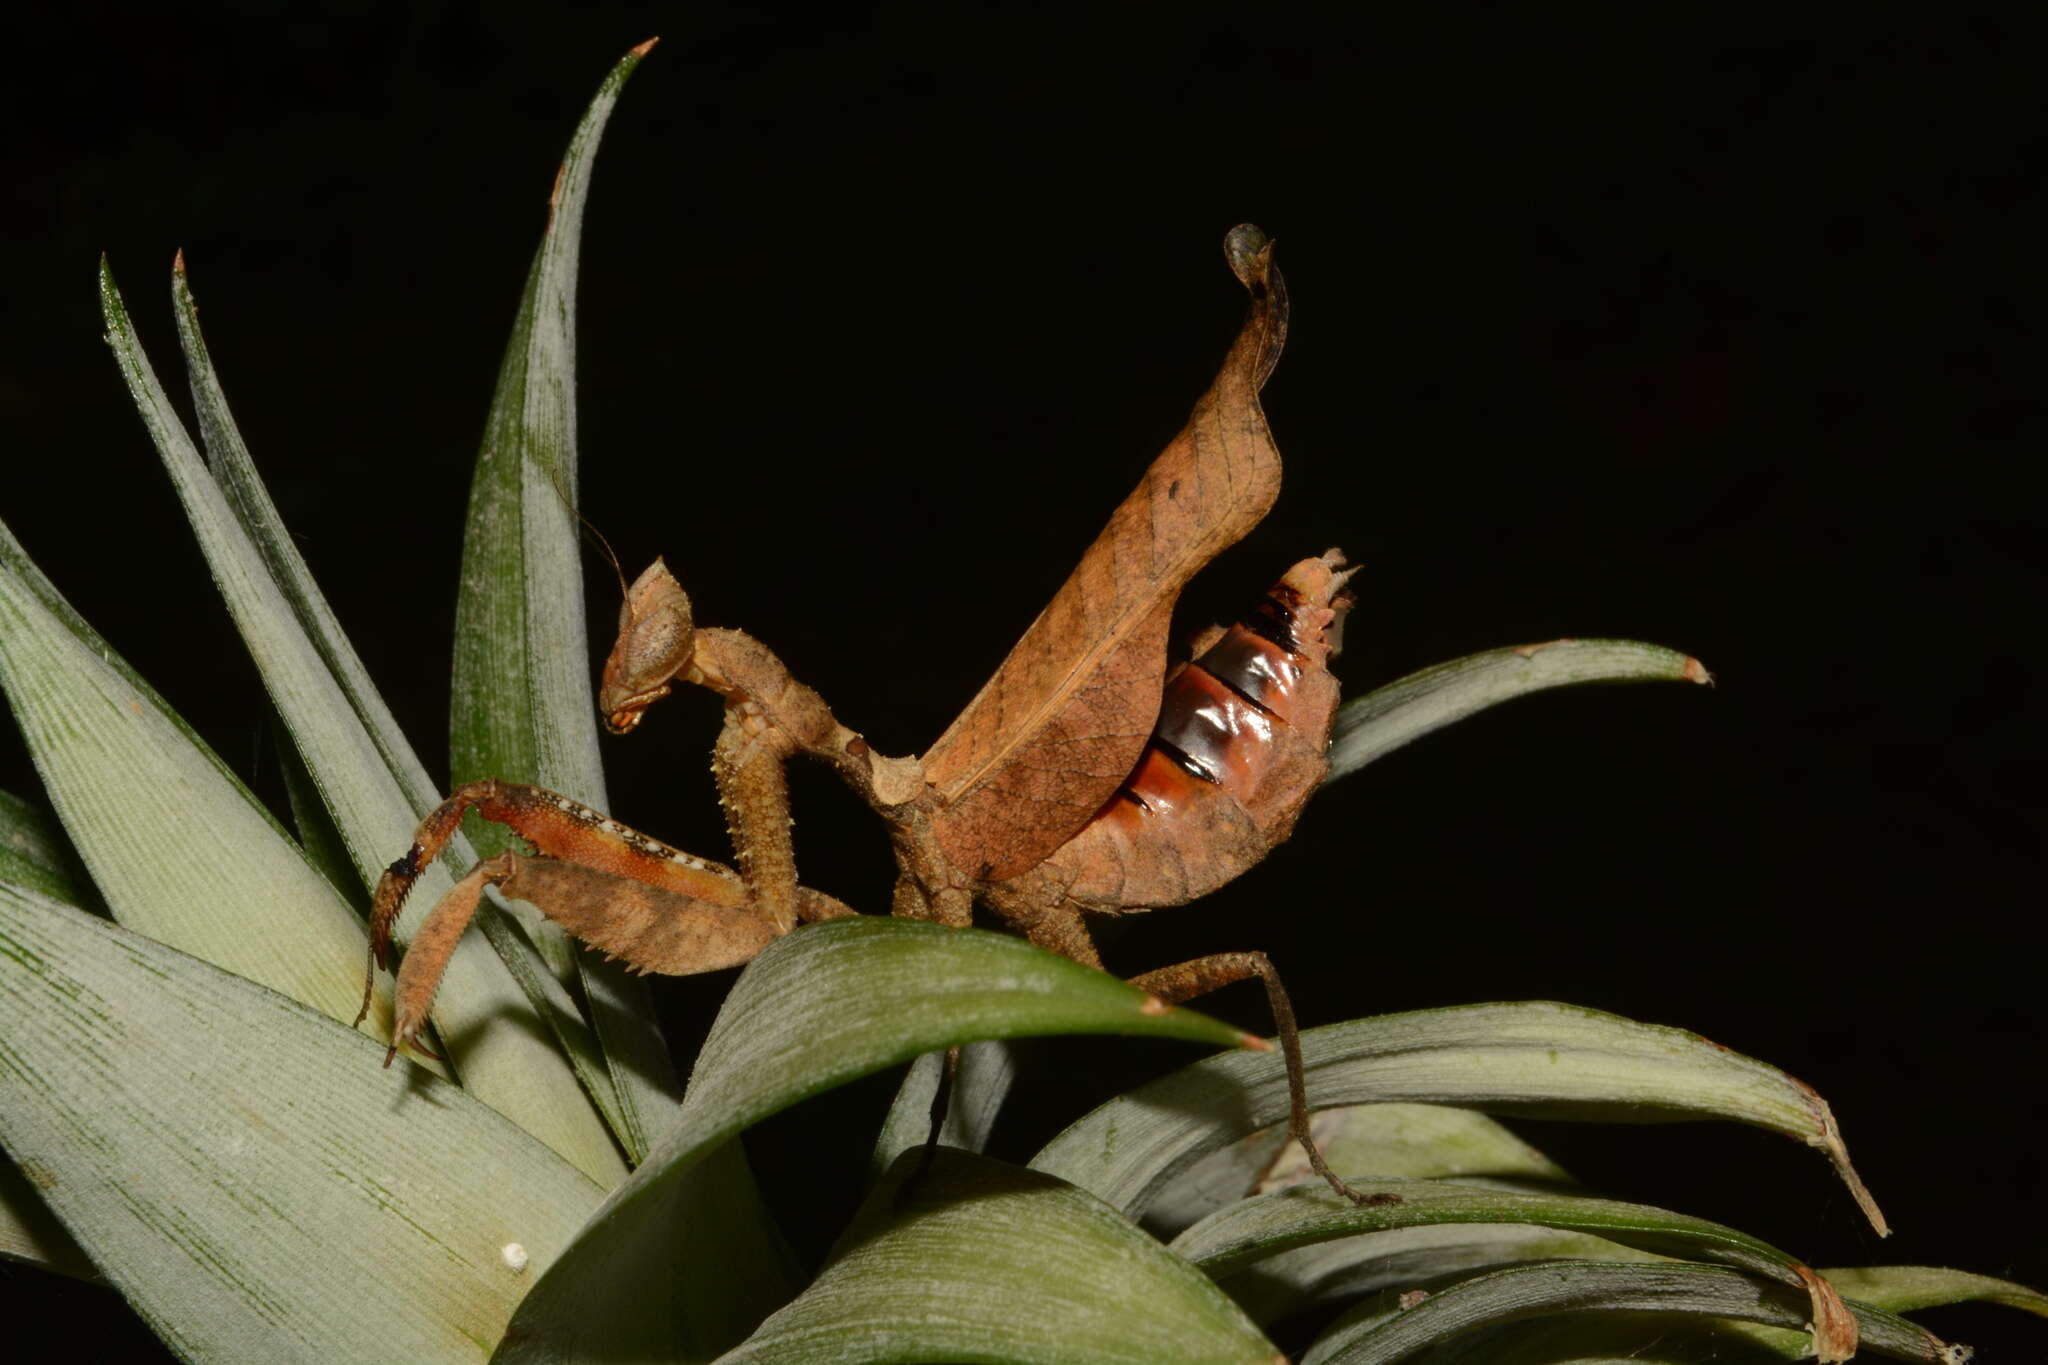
top-left (1043, 551), bottom-right (1352, 911)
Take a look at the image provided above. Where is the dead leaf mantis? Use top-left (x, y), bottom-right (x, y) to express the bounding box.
top-left (358, 224), bottom-right (1381, 1204)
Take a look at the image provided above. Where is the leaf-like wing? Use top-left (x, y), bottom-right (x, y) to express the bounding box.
top-left (923, 225), bottom-right (1288, 880)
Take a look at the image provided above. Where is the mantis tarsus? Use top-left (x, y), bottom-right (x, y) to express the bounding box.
top-left (359, 223), bottom-right (1384, 1205)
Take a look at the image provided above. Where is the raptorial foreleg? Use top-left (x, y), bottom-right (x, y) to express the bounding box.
top-left (376, 851), bottom-right (799, 1066)
top-left (356, 777), bottom-right (854, 1038)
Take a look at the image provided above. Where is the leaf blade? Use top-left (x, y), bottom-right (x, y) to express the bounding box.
top-left (1171, 1179), bottom-right (1855, 1357)
top-left (497, 918), bottom-right (1257, 1363)
top-left (0, 1149), bottom-right (97, 1283)
top-left (721, 1149), bottom-right (1283, 1365)
top-left (1301, 1261), bottom-right (1960, 1365)
top-left (0, 786), bottom-right (104, 916)
top-left (0, 520), bottom-right (401, 1038)
top-left (1147, 1103), bottom-right (1572, 1239)
top-left (444, 37), bottom-right (682, 1163)
top-left (871, 1039), bottom-right (1019, 1183)
top-left (1326, 639), bottom-right (1710, 784)
top-left (1819, 1264), bottom-right (2048, 1319)
top-left (100, 261), bottom-right (625, 1185)
top-left (0, 880), bottom-right (604, 1363)
top-left (1030, 1001), bottom-right (1885, 1235)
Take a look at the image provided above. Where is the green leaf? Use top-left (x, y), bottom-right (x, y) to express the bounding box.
top-left (0, 786), bottom-right (104, 915)
top-left (0, 1149), bottom-right (98, 1282)
top-left (169, 259), bottom-right (449, 826)
top-left (172, 228), bottom-right (634, 1140)
top-left (1030, 1001), bottom-right (1885, 1235)
top-left (1171, 1179), bottom-right (1852, 1352)
top-left (721, 1148), bottom-right (1284, 1365)
top-left (444, 36), bottom-right (682, 1162)
top-left (1327, 639), bottom-right (1709, 784)
top-left (0, 522), bottom-right (406, 1042)
top-left (101, 260), bottom-right (625, 1186)
top-left (1216, 1223), bottom-right (1653, 1328)
top-left (1148, 1104), bottom-right (1571, 1238)
top-left (1400, 1313), bottom-right (1870, 1364)
top-left (1300, 1262), bottom-right (1961, 1365)
top-left (0, 807), bottom-right (105, 1282)
top-left (1820, 1263), bottom-right (2048, 1318)
top-left (0, 517), bottom-right (295, 847)
top-left (0, 879), bottom-right (604, 1363)
top-left (1176, 1181), bottom-right (1806, 1286)
top-left (496, 919), bottom-right (1259, 1363)
top-left (871, 1040), bottom-right (1018, 1183)
top-left (271, 711), bottom-right (369, 905)
top-left (1305, 1105), bottom-right (1574, 1186)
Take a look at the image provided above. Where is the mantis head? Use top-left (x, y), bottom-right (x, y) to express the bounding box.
top-left (600, 558), bottom-right (696, 734)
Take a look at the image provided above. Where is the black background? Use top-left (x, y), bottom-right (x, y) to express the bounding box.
top-left (4, 5), bottom-right (2042, 1359)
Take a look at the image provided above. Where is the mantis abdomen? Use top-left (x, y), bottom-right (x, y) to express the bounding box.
top-left (1040, 550), bottom-right (1354, 912)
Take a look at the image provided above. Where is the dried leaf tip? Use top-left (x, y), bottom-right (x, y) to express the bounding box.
top-left (1223, 222), bottom-right (1274, 284)
top-left (1682, 655), bottom-right (1714, 685)
top-left (1808, 1087), bottom-right (1889, 1237)
top-left (1220, 222), bottom-right (1287, 387)
top-left (1794, 1263), bottom-right (1860, 1363)
top-left (629, 36), bottom-right (659, 58)
top-left (172, 247), bottom-right (186, 275)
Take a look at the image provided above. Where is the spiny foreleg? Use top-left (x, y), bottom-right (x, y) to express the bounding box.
top-left (375, 851), bottom-right (800, 1066)
top-left (355, 778), bottom-right (853, 1041)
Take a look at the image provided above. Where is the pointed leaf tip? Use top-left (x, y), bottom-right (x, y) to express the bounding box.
top-left (1808, 1085), bottom-right (1888, 1236)
top-left (630, 36), bottom-right (658, 57)
top-left (1327, 637), bottom-right (1711, 784)
top-left (172, 247), bottom-right (186, 275)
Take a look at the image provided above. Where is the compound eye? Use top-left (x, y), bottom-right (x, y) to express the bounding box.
top-left (599, 560), bottom-right (695, 727)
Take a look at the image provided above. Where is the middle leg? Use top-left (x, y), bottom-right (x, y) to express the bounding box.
top-left (1127, 951), bottom-right (1391, 1208)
